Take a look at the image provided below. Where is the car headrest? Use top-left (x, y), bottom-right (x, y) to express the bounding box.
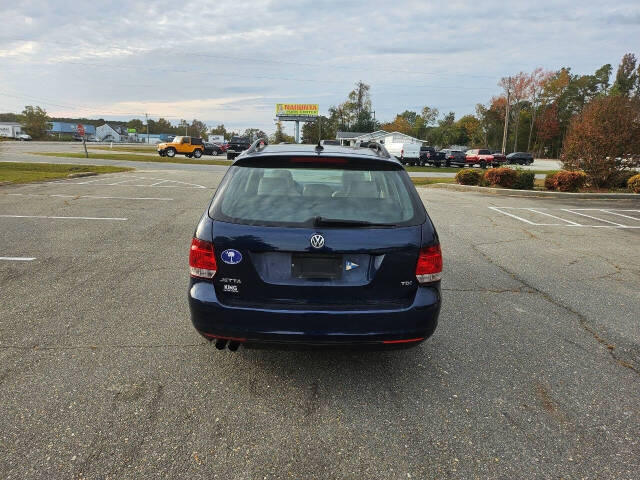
top-left (302, 184), bottom-right (334, 197)
top-left (348, 180), bottom-right (379, 198)
top-left (257, 177), bottom-right (300, 195)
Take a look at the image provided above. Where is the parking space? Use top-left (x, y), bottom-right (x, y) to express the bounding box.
top-left (1, 169), bottom-right (639, 479)
top-left (490, 206), bottom-right (640, 228)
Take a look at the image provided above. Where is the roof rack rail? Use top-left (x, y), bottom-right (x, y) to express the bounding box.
top-left (244, 138), bottom-right (268, 155)
top-left (355, 140), bottom-right (391, 159)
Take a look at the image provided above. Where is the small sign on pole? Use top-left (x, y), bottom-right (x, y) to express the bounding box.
top-left (77, 124), bottom-right (88, 158)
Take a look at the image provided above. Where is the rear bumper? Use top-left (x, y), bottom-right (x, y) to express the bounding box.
top-left (188, 280), bottom-right (440, 348)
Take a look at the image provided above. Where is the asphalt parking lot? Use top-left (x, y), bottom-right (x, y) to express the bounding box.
top-left (1, 165), bottom-right (639, 479)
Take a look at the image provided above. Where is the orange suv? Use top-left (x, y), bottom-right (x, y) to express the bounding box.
top-left (157, 136), bottom-right (204, 158)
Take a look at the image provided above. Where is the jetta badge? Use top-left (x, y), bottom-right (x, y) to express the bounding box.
top-left (310, 234), bottom-right (325, 249)
top-left (221, 249), bottom-right (242, 265)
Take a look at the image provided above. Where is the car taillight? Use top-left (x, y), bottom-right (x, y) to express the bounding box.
top-left (189, 237), bottom-right (217, 279)
top-left (415, 245), bottom-right (442, 283)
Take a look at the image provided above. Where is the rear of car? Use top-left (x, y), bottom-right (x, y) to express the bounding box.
top-left (226, 136), bottom-right (251, 160)
top-left (420, 146), bottom-right (446, 167)
top-left (507, 152), bottom-right (534, 165)
top-left (188, 144), bottom-right (442, 351)
top-left (441, 149), bottom-right (466, 167)
top-left (465, 149), bottom-right (494, 168)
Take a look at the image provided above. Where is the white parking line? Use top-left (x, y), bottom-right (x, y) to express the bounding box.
top-left (6, 193), bottom-right (173, 201)
top-left (562, 209), bottom-right (625, 226)
top-left (49, 175), bottom-right (208, 189)
top-left (527, 208), bottom-right (582, 226)
top-left (0, 214), bottom-right (127, 221)
top-left (0, 256), bottom-right (36, 261)
top-left (600, 210), bottom-right (640, 221)
top-left (490, 207), bottom-right (640, 229)
top-left (488, 207), bottom-right (546, 225)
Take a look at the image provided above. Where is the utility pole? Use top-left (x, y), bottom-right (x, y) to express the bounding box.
top-left (145, 113), bottom-right (149, 144)
top-left (501, 77), bottom-right (511, 155)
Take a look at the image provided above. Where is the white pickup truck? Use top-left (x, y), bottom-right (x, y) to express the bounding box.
top-left (384, 142), bottom-right (421, 166)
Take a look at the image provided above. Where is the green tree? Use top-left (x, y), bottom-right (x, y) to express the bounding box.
top-left (611, 53), bottom-right (638, 96)
top-left (190, 119), bottom-right (208, 138)
top-left (20, 106), bottom-right (51, 139)
top-left (270, 122), bottom-right (295, 143)
top-left (243, 128), bottom-right (267, 141)
top-left (126, 118), bottom-right (144, 133)
top-left (302, 116), bottom-right (336, 143)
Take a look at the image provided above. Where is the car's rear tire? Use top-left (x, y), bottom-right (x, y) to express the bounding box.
top-left (193, 149), bottom-right (202, 158)
top-left (166, 148), bottom-right (176, 158)
top-left (445, 160), bottom-right (451, 167)
top-left (212, 150), bottom-right (218, 156)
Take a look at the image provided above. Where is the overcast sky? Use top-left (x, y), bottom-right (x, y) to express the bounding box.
top-left (1, 0), bottom-right (638, 134)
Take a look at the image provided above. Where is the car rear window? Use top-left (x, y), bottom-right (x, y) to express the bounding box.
top-left (209, 164), bottom-right (426, 227)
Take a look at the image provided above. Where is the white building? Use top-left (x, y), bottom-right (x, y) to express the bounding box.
top-left (96, 123), bottom-right (126, 142)
top-left (336, 130), bottom-right (423, 147)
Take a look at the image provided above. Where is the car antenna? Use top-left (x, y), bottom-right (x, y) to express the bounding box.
top-left (315, 141), bottom-right (324, 153)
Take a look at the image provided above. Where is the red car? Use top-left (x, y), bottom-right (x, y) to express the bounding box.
top-left (490, 151), bottom-right (507, 165)
top-left (465, 149), bottom-right (495, 168)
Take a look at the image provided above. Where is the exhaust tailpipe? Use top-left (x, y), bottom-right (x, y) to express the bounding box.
top-left (215, 339), bottom-right (227, 350)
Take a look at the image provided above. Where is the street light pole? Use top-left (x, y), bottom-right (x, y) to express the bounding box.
top-left (501, 77), bottom-right (511, 155)
top-left (145, 113), bottom-right (149, 144)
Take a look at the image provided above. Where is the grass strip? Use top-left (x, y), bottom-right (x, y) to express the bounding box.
top-left (0, 162), bottom-right (132, 184)
top-left (29, 152), bottom-right (232, 166)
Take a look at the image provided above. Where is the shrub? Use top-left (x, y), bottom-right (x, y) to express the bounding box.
top-left (544, 173), bottom-right (557, 190)
top-left (628, 174), bottom-right (640, 193)
top-left (512, 170), bottom-right (535, 190)
top-left (455, 168), bottom-right (481, 185)
top-left (483, 167), bottom-right (518, 188)
top-left (613, 170), bottom-right (637, 188)
top-left (545, 170), bottom-right (587, 192)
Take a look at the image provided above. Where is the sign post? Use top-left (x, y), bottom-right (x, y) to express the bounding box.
top-left (77, 124), bottom-right (88, 158)
top-left (275, 104), bottom-right (319, 143)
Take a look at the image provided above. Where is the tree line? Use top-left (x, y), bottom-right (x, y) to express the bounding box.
top-left (301, 52), bottom-right (640, 157)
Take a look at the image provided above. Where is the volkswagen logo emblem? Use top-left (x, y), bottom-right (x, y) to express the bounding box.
top-left (310, 234), bottom-right (325, 249)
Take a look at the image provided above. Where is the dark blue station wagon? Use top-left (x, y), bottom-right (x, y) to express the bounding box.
top-left (188, 141), bottom-right (442, 351)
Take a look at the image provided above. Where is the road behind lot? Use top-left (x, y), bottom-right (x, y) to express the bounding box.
top-left (0, 164), bottom-right (638, 479)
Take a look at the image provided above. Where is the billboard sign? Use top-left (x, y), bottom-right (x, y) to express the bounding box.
top-left (275, 103), bottom-right (319, 117)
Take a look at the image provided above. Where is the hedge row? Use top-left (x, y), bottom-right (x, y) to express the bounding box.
top-left (454, 168), bottom-right (640, 193)
top-left (454, 168), bottom-right (534, 190)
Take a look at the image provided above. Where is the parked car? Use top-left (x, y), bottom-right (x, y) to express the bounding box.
top-left (16, 133), bottom-right (32, 141)
top-left (419, 146), bottom-right (446, 167)
top-left (440, 149), bottom-right (467, 167)
top-left (506, 152), bottom-right (534, 165)
top-left (465, 149), bottom-right (495, 168)
top-left (490, 150), bottom-right (507, 165)
top-left (226, 136), bottom-right (251, 160)
top-left (203, 142), bottom-right (224, 156)
top-left (157, 136), bottom-right (204, 158)
top-left (188, 142), bottom-right (442, 351)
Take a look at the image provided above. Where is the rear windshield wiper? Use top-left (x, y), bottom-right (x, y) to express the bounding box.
top-left (312, 216), bottom-right (395, 228)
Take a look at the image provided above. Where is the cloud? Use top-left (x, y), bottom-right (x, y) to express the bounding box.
top-left (0, 0), bottom-right (638, 132)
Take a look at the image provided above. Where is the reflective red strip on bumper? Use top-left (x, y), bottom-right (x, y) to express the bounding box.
top-left (382, 337), bottom-right (424, 344)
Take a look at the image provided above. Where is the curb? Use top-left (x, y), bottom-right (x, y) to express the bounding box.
top-left (421, 182), bottom-right (640, 199)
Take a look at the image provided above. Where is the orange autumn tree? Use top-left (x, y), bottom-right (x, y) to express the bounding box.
top-left (562, 95), bottom-right (640, 186)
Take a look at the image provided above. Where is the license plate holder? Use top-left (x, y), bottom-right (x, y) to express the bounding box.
top-left (291, 254), bottom-right (342, 279)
